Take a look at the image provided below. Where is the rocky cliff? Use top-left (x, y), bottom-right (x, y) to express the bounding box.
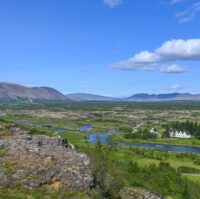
top-left (119, 188), bottom-right (165, 199)
top-left (0, 129), bottom-right (92, 190)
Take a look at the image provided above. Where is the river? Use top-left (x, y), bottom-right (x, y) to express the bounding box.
top-left (88, 133), bottom-right (200, 154)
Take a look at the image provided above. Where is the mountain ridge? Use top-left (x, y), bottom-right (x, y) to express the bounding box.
top-left (0, 82), bottom-right (200, 102)
top-left (66, 92), bottom-right (200, 101)
top-left (127, 92), bottom-right (200, 101)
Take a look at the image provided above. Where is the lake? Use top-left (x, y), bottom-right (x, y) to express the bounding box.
top-left (88, 134), bottom-right (200, 154)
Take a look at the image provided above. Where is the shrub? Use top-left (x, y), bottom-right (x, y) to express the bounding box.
top-left (119, 125), bottom-right (133, 133)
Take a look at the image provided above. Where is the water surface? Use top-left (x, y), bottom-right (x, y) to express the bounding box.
top-left (88, 134), bottom-right (200, 154)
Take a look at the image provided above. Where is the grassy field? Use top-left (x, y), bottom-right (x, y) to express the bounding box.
top-left (183, 174), bottom-right (200, 184)
top-left (57, 130), bottom-right (200, 177)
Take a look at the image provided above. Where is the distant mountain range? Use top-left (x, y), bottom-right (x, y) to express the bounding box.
top-left (66, 93), bottom-right (200, 102)
top-left (126, 93), bottom-right (200, 101)
top-left (0, 82), bottom-right (200, 102)
top-left (67, 92), bottom-right (200, 101)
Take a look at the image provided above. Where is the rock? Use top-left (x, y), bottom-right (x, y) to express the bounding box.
top-left (11, 126), bottom-right (21, 133)
top-left (0, 167), bottom-right (12, 186)
top-left (32, 135), bottom-right (68, 147)
top-left (119, 188), bottom-right (165, 199)
top-left (0, 132), bottom-right (92, 190)
top-left (13, 170), bottom-right (28, 179)
top-left (25, 182), bottom-right (41, 188)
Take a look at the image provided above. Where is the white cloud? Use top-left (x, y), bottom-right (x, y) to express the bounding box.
top-left (111, 39), bottom-right (200, 71)
top-left (112, 61), bottom-right (156, 71)
top-left (156, 39), bottom-right (200, 61)
top-left (160, 64), bottom-right (187, 73)
top-left (176, 1), bottom-right (200, 23)
top-left (169, 84), bottom-right (185, 90)
top-left (104, 0), bottom-right (122, 8)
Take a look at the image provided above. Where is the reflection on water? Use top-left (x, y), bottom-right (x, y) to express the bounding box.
top-left (79, 124), bottom-right (93, 132)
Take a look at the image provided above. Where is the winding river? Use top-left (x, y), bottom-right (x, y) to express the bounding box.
top-left (88, 133), bottom-right (200, 154)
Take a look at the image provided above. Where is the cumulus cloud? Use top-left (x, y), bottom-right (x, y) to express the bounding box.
top-left (160, 64), bottom-right (187, 73)
top-left (104, 0), bottom-right (122, 8)
top-left (111, 39), bottom-right (200, 71)
top-left (176, 1), bottom-right (200, 23)
top-left (169, 84), bottom-right (186, 90)
top-left (111, 51), bottom-right (156, 71)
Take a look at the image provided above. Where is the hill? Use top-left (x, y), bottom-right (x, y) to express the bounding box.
top-left (66, 93), bottom-right (116, 101)
top-left (0, 82), bottom-right (67, 101)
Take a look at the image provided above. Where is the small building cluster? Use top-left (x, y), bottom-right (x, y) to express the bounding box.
top-left (150, 127), bottom-right (193, 139)
top-left (169, 130), bottom-right (192, 139)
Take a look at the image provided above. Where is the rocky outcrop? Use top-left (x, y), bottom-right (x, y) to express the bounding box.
top-left (119, 188), bottom-right (165, 199)
top-left (0, 131), bottom-right (93, 190)
top-left (32, 135), bottom-right (68, 147)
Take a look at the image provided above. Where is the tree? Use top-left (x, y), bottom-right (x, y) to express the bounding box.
top-left (182, 184), bottom-right (191, 199)
top-left (91, 136), bottom-right (123, 199)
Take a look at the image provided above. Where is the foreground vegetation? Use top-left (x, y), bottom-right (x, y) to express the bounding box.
top-left (1, 101), bottom-right (200, 198)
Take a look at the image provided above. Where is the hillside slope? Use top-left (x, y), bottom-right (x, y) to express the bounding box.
top-left (0, 82), bottom-right (67, 100)
top-left (66, 93), bottom-right (116, 101)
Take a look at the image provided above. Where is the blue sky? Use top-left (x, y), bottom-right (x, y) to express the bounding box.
top-left (0, 0), bottom-right (199, 97)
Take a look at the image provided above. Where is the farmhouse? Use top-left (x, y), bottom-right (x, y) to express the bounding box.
top-left (169, 130), bottom-right (192, 139)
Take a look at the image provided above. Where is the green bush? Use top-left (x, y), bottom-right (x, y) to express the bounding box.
top-left (194, 158), bottom-right (200, 165)
top-left (125, 128), bottom-right (157, 140)
top-left (119, 125), bottom-right (133, 133)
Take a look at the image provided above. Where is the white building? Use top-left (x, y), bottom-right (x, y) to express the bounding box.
top-left (169, 130), bottom-right (192, 139)
top-left (150, 128), bottom-right (158, 135)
